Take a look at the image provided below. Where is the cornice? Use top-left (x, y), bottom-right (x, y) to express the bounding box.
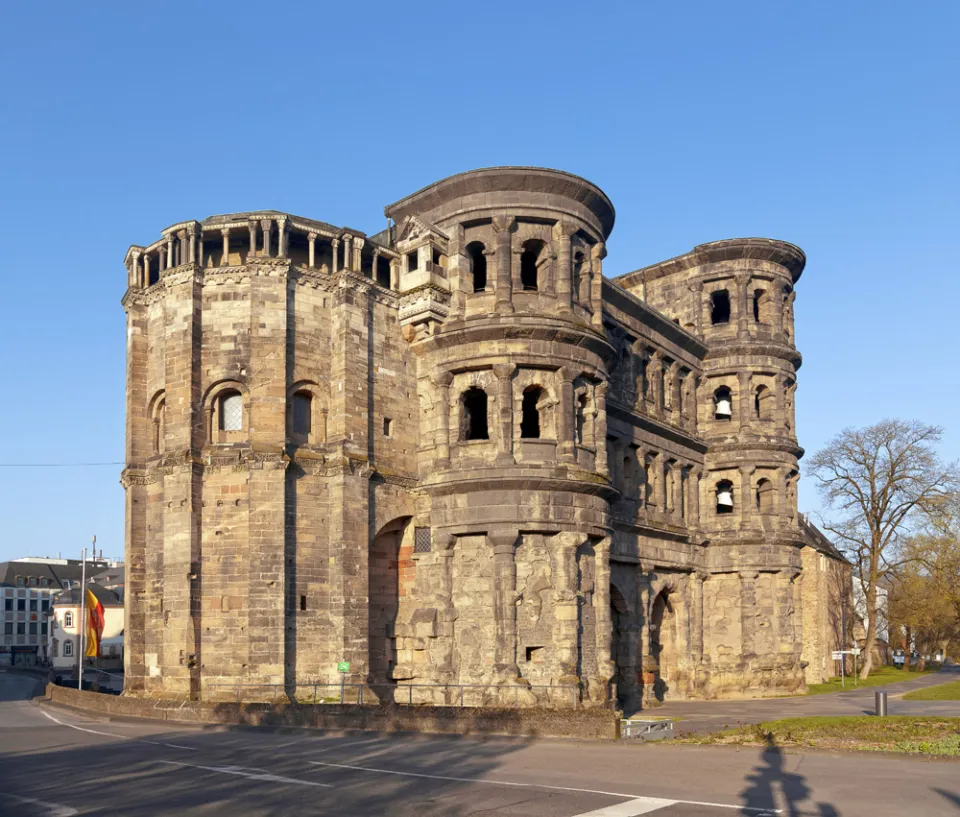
top-left (606, 401), bottom-right (707, 454)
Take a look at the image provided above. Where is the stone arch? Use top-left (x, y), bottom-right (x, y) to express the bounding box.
top-left (466, 241), bottom-right (487, 292)
top-left (650, 587), bottom-right (676, 702)
top-left (148, 389), bottom-right (166, 455)
top-left (369, 516), bottom-right (413, 689)
top-left (286, 379), bottom-right (329, 446)
top-left (202, 379), bottom-right (250, 444)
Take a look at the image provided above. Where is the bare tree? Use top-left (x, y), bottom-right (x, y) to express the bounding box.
top-left (808, 420), bottom-right (959, 678)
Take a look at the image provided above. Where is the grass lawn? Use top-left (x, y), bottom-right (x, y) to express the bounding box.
top-left (676, 716), bottom-right (960, 756)
top-left (903, 679), bottom-right (960, 701)
top-left (805, 665), bottom-right (934, 695)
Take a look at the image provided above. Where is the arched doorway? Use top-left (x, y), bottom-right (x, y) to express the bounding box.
top-left (368, 518), bottom-right (411, 688)
top-left (650, 589), bottom-right (675, 702)
top-left (610, 584), bottom-right (631, 711)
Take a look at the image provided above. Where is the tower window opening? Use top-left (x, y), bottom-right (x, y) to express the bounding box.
top-left (376, 255), bottom-right (391, 288)
top-left (755, 385), bottom-right (772, 420)
top-left (716, 480), bottom-right (735, 514)
top-left (460, 387), bottom-right (489, 441)
top-left (576, 393), bottom-right (587, 444)
top-left (406, 250), bottom-right (419, 272)
top-left (753, 289), bottom-right (766, 323)
top-left (573, 251), bottom-right (584, 299)
top-left (520, 239), bottom-right (543, 291)
top-left (710, 290), bottom-right (731, 324)
top-left (292, 391), bottom-right (312, 435)
top-left (467, 242), bottom-right (487, 292)
top-left (219, 391), bottom-right (243, 431)
top-left (756, 478), bottom-right (774, 513)
top-left (520, 386), bottom-right (543, 439)
top-left (300, 595), bottom-right (307, 612)
top-left (713, 386), bottom-right (733, 420)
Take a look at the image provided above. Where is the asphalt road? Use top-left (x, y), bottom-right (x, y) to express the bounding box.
top-left (655, 663), bottom-right (960, 734)
top-left (0, 670), bottom-right (959, 817)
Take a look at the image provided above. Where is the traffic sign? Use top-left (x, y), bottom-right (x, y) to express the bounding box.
top-left (337, 660), bottom-right (350, 673)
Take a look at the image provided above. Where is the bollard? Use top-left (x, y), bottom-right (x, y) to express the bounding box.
top-left (875, 690), bottom-right (888, 717)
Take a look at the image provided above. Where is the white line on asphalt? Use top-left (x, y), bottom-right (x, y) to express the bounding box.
top-left (307, 760), bottom-right (781, 814)
top-left (38, 707), bottom-right (197, 750)
top-left (1, 793), bottom-right (78, 816)
top-left (159, 760), bottom-right (333, 787)
top-left (568, 797), bottom-right (677, 815)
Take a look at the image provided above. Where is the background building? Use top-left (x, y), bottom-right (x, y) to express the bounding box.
top-left (50, 583), bottom-right (124, 684)
top-left (121, 166), bottom-right (847, 709)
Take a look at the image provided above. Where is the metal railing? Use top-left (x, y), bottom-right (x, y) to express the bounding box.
top-left (203, 681), bottom-right (586, 708)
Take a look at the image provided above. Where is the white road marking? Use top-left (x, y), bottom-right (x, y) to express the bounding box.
top-left (159, 760), bottom-right (333, 787)
top-left (38, 707), bottom-right (196, 750)
top-left (1, 793), bottom-right (78, 816)
top-left (308, 760), bottom-right (780, 814)
top-left (569, 797), bottom-right (677, 815)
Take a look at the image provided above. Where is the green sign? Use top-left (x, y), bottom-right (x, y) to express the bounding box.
top-left (337, 661), bottom-right (350, 673)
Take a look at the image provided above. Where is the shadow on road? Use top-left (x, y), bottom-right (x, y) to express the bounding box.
top-left (933, 788), bottom-right (960, 810)
top-left (740, 735), bottom-right (840, 816)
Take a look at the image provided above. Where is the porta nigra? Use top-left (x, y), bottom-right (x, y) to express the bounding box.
top-left (120, 167), bottom-right (847, 711)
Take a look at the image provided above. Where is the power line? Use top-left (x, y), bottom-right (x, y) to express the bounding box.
top-left (0, 462), bottom-right (124, 467)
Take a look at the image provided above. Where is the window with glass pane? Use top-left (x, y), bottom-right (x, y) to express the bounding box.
top-left (220, 392), bottom-right (243, 431)
top-left (293, 392), bottom-right (312, 434)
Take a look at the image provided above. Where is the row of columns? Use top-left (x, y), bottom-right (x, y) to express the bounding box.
top-left (131, 221), bottom-right (401, 289)
top-left (693, 276), bottom-right (795, 341)
top-left (485, 216), bottom-right (604, 322)
top-left (610, 442), bottom-right (701, 525)
top-left (710, 465), bottom-right (799, 530)
top-left (628, 348), bottom-right (697, 434)
top-left (430, 366), bottom-right (610, 477)
top-left (703, 372), bottom-right (796, 433)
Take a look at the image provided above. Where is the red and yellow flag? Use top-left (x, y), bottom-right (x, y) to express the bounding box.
top-left (84, 588), bottom-right (105, 658)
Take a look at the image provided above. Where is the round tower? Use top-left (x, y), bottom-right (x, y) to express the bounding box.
top-left (384, 168), bottom-right (620, 700)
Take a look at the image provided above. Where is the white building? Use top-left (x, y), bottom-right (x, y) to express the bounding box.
top-left (50, 584), bottom-right (124, 679)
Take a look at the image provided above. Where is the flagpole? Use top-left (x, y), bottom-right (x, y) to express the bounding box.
top-left (77, 546), bottom-right (86, 689)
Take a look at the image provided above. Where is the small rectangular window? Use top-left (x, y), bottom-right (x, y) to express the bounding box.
top-left (293, 392), bottom-right (312, 435)
top-left (64, 641), bottom-right (73, 657)
top-left (16, 623), bottom-right (25, 635)
top-left (29, 600), bottom-right (37, 612)
top-left (407, 250), bottom-right (418, 272)
top-left (16, 599), bottom-right (25, 612)
top-left (300, 595), bottom-right (307, 612)
top-left (383, 417), bottom-right (392, 437)
top-left (41, 600), bottom-right (49, 612)
top-left (414, 527), bottom-right (431, 553)
top-left (29, 622), bottom-right (37, 635)
top-left (3, 599), bottom-right (10, 611)
top-left (3, 623), bottom-right (11, 635)
top-left (41, 622), bottom-right (48, 635)
top-left (29, 577), bottom-right (36, 586)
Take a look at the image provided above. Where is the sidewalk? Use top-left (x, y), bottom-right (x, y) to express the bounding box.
top-left (654, 664), bottom-right (960, 734)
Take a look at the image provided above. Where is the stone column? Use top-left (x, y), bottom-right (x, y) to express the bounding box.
top-left (595, 382), bottom-right (609, 478)
top-left (260, 219), bottom-right (273, 257)
top-left (557, 367), bottom-right (576, 463)
top-left (307, 233), bottom-right (316, 268)
top-left (773, 287), bottom-right (785, 336)
top-left (342, 235), bottom-right (353, 271)
top-left (220, 229), bottom-right (230, 266)
top-left (692, 281), bottom-right (704, 335)
top-left (553, 221), bottom-right (575, 313)
top-left (689, 469), bottom-right (702, 528)
top-left (248, 222), bottom-right (257, 257)
top-left (776, 467), bottom-right (787, 530)
top-left (352, 237), bottom-right (364, 271)
top-left (739, 465), bottom-right (754, 532)
top-left (159, 247), bottom-right (166, 273)
top-left (177, 230), bottom-right (187, 266)
top-left (540, 248), bottom-right (555, 297)
top-left (432, 371), bottom-right (453, 469)
top-left (331, 238), bottom-right (340, 273)
top-left (685, 375), bottom-right (698, 433)
top-left (578, 254), bottom-right (592, 305)
top-left (188, 228), bottom-right (197, 265)
top-left (669, 361), bottom-right (682, 425)
top-left (552, 532), bottom-right (585, 685)
top-left (736, 272), bottom-right (751, 338)
top-left (489, 531), bottom-right (519, 681)
top-left (740, 571), bottom-right (759, 663)
top-left (590, 243), bottom-right (605, 327)
top-left (649, 351), bottom-right (663, 419)
top-left (492, 215), bottom-right (515, 314)
top-left (775, 373), bottom-right (787, 431)
top-left (493, 363), bottom-right (515, 465)
top-left (610, 439), bottom-right (625, 495)
top-left (592, 537), bottom-right (614, 702)
top-left (277, 219), bottom-right (287, 258)
top-left (738, 370), bottom-right (752, 429)
top-left (434, 535), bottom-right (458, 684)
top-left (166, 237), bottom-right (174, 269)
top-left (371, 248), bottom-right (380, 282)
top-left (390, 259), bottom-right (400, 290)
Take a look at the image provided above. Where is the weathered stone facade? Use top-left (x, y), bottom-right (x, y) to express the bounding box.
top-left (121, 167), bottom-right (844, 711)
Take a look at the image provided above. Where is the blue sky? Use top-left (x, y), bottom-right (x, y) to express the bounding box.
top-left (0, 1), bottom-right (957, 562)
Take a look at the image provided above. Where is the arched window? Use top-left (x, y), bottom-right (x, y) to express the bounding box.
top-left (520, 386), bottom-right (543, 439)
top-left (219, 390), bottom-right (243, 431)
top-left (292, 391), bottom-right (312, 435)
top-left (622, 450), bottom-right (637, 498)
top-left (460, 388), bottom-right (489, 441)
top-left (710, 290), bottom-right (731, 324)
top-left (756, 478), bottom-right (774, 513)
top-left (64, 612), bottom-right (73, 628)
top-left (753, 289), bottom-right (766, 323)
top-left (466, 242), bottom-right (487, 292)
top-left (716, 480), bottom-right (734, 514)
top-left (755, 385), bottom-right (772, 420)
top-left (152, 397), bottom-right (166, 455)
top-left (714, 386), bottom-right (733, 420)
top-left (575, 393), bottom-right (588, 444)
top-left (520, 239), bottom-right (544, 291)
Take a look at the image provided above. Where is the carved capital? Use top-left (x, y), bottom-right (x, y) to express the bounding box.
top-left (491, 215), bottom-right (515, 234)
top-left (488, 530), bottom-right (517, 553)
top-left (432, 370), bottom-right (454, 388)
top-left (591, 242), bottom-right (607, 261)
top-left (558, 365), bottom-right (577, 384)
top-left (552, 220), bottom-right (577, 240)
top-left (492, 363), bottom-right (515, 380)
